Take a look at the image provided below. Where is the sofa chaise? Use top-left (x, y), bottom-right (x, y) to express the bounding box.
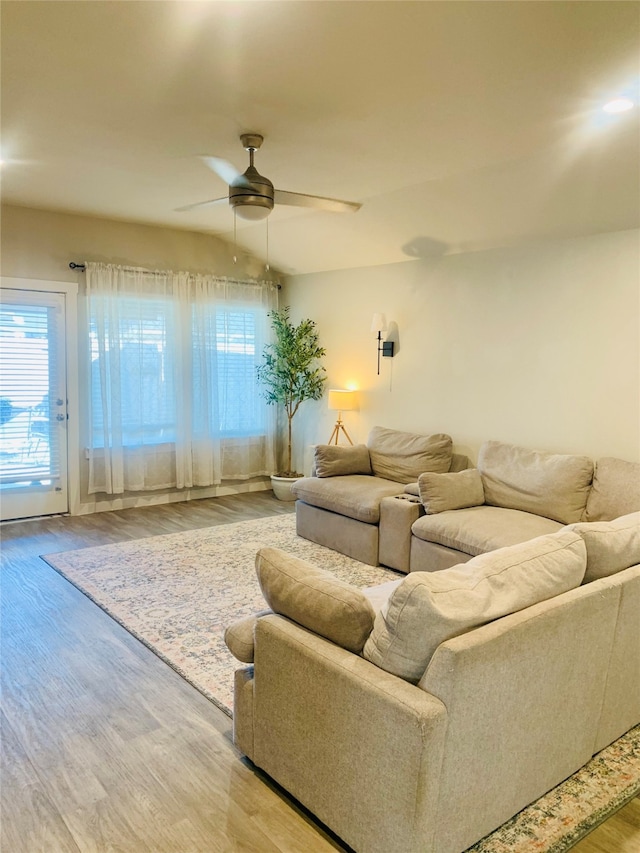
top-left (225, 512), bottom-right (640, 853)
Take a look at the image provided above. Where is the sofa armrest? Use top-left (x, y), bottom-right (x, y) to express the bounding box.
top-left (250, 615), bottom-right (447, 853)
top-left (379, 495), bottom-right (424, 572)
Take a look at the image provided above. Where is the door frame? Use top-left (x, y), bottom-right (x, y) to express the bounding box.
top-left (1, 277), bottom-right (80, 517)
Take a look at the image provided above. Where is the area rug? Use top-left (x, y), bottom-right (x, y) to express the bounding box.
top-left (41, 513), bottom-right (399, 717)
top-left (42, 515), bottom-right (639, 852)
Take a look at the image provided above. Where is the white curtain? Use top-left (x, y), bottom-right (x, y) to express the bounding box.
top-left (85, 262), bottom-right (278, 494)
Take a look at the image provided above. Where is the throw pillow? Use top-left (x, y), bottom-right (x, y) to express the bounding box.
top-left (314, 443), bottom-right (372, 478)
top-left (418, 468), bottom-right (484, 514)
top-left (478, 440), bottom-right (594, 524)
top-left (367, 426), bottom-right (453, 484)
top-left (566, 511), bottom-right (640, 583)
top-left (584, 457), bottom-right (640, 522)
top-left (255, 546), bottom-right (376, 653)
top-left (362, 529), bottom-right (586, 683)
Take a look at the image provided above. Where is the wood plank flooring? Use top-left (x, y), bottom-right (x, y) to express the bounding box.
top-left (1, 493), bottom-right (638, 852)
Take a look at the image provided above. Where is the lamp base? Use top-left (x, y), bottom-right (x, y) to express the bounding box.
top-left (328, 416), bottom-right (353, 446)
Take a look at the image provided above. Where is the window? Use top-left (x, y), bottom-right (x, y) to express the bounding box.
top-left (86, 264), bottom-right (277, 494)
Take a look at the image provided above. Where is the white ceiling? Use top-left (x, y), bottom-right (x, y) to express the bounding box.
top-left (1, 1), bottom-right (638, 276)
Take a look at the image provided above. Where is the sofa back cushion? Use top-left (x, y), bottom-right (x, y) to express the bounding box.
top-left (255, 547), bottom-right (375, 653)
top-left (418, 468), bottom-right (485, 514)
top-left (367, 426), bottom-right (452, 484)
top-left (584, 457), bottom-right (640, 522)
top-left (566, 511), bottom-right (640, 583)
top-left (313, 443), bottom-right (372, 478)
top-left (362, 530), bottom-right (586, 682)
top-left (478, 440), bottom-right (593, 524)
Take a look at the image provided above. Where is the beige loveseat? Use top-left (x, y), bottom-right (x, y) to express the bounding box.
top-left (226, 514), bottom-right (640, 853)
top-left (294, 431), bottom-right (640, 574)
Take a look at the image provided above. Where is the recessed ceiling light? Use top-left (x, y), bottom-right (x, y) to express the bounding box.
top-left (602, 97), bottom-right (635, 114)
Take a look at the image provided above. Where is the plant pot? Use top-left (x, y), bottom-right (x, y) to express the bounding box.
top-left (270, 475), bottom-right (300, 502)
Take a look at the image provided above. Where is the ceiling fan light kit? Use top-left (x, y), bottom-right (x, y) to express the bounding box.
top-left (179, 132), bottom-right (362, 220)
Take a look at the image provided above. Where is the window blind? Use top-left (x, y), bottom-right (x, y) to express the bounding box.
top-left (0, 301), bottom-right (61, 485)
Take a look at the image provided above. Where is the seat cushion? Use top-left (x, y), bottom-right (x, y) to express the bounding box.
top-left (292, 474), bottom-right (405, 523)
top-left (584, 457), bottom-right (640, 522)
top-left (363, 530), bottom-right (586, 682)
top-left (367, 426), bottom-right (453, 484)
top-left (478, 440), bottom-right (594, 524)
top-left (411, 505), bottom-right (563, 556)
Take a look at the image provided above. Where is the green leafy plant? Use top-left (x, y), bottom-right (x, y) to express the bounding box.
top-left (256, 306), bottom-right (327, 477)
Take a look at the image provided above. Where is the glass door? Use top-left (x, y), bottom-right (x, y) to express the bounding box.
top-left (0, 289), bottom-right (69, 520)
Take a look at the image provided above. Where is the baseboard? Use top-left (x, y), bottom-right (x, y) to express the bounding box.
top-left (76, 478), bottom-right (271, 515)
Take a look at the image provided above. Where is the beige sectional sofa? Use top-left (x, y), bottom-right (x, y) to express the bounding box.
top-left (226, 512), bottom-right (640, 853)
top-left (293, 429), bottom-right (640, 574)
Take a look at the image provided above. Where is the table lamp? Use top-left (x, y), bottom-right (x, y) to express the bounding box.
top-left (327, 390), bottom-right (357, 445)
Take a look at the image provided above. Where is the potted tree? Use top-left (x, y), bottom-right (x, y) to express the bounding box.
top-left (257, 306), bottom-right (327, 500)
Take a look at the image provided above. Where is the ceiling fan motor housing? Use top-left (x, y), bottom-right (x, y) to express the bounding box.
top-left (230, 165), bottom-right (275, 219)
top-left (230, 134), bottom-right (274, 219)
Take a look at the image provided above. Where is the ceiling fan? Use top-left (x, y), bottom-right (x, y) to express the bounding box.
top-left (177, 133), bottom-right (362, 221)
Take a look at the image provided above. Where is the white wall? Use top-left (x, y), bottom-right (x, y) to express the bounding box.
top-left (4, 205), bottom-right (638, 495)
top-left (1, 204), bottom-right (281, 512)
top-left (283, 229), bottom-right (640, 473)
top-left (0, 203), bottom-right (274, 282)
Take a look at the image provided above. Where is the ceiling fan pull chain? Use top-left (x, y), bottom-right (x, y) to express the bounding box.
top-left (233, 209), bottom-right (238, 264)
top-left (266, 216), bottom-right (270, 271)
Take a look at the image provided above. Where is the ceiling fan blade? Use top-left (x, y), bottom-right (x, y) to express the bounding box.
top-left (175, 196), bottom-right (228, 212)
top-left (200, 156), bottom-right (243, 185)
top-left (274, 189), bottom-right (362, 213)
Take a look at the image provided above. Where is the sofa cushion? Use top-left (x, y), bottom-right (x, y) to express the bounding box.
top-left (224, 609), bottom-right (272, 662)
top-left (255, 546), bottom-right (376, 653)
top-left (567, 511), bottom-right (640, 583)
top-left (478, 440), bottom-right (593, 524)
top-left (367, 426), bottom-right (453, 484)
top-left (418, 469), bottom-right (485, 514)
top-left (362, 530), bottom-right (586, 682)
top-left (584, 457), bottom-right (640, 522)
top-left (411, 505), bottom-right (563, 556)
top-left (314, 443), bottom-right (372, 478)
top-left (292, 474), bottom-right (405, 523)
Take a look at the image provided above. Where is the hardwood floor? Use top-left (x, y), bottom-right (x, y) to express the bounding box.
top-left (1, 493), bottom-right (638, 852)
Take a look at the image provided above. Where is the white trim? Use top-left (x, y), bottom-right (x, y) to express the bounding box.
top-left (1, 277), bottom-right (80, 515)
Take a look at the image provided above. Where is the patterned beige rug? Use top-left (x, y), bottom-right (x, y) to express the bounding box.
top-left (42, 514), bottom-right (640, 853)
top-left (42, 513), bottom-right (399, 716)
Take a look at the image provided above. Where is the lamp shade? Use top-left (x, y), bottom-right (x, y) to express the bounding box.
top-left (328, 389), bottom-right (357, 411)
top-left (371, 313), bottom-right (387, 334)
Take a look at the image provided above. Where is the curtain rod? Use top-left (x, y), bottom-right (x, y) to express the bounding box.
top-left (68, 262), bottom-right (281, 288)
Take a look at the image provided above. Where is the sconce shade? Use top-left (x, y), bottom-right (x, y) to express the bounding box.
top-left (370, 313), bottom-right (387, 334)
top-left (328, 389), bottom-right (357, 411)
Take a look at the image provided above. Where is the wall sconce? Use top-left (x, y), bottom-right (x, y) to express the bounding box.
top-left (371, 313), bottom-right (395, 375)
top-left (327, 389), bottom-right (357, 444)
